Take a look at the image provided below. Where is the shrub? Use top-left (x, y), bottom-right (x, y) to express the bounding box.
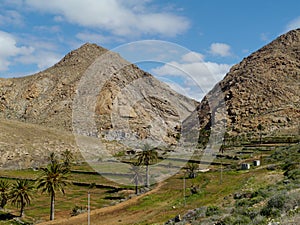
top-left (190, 185), bottom-right (200, 195)
top-left (261, 192), bottom-right (287, 217)
top-left (71, 205), bottom-right (86, 216)
top-left (252, 188), bottom-right (269, 198)
top-left (285, 169), bottom-right (300, 180)
top-left (267, 193), bottom-right (286, 209)
top-left (261, 207), bottom-right (281, 218)
top-left (206, 205), bottom-right (220, 217)
top-left (249, 196), bottom-right (265, 206)
top-left (252, 215), bottom-right (267, 224)
top-left (243, 207), bottom-right (260, 220)
top-left (221, 214), bottom-right (251, 225)
top-left (235, 199), bottom-right (252, 207)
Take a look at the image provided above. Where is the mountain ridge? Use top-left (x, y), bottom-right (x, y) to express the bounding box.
top-left (196, 28), bottom-right (300, 140)
top-left (0, 29), bottom-right (299, 169)
top-left (0, 42), bottom-right (197, 146)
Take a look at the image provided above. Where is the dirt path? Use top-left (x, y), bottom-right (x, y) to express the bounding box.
top-left (37, 182), bottom-right (164, 225)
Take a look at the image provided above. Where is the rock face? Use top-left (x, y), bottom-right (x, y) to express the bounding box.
top-left (196, 29), bottom-right (300, 139)
top-left (1, 28), bottom-right (299, 163)
top-left (0, 43), bottom-right (197, 146)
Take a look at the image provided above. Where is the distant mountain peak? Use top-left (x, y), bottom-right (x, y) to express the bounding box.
top-left (271, 28), bottom-right (300, 47)
top-left (194, 28), bottom-right (300, 138)
top-left (0, 41), bottom-right (196, 148)
top-left (77, 42), bottom-right (108, 52)
top-left (53, 43), bottom-right (108, 69)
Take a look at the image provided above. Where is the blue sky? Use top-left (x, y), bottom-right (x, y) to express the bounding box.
top-left (0, 0), bottom-right (299, 100)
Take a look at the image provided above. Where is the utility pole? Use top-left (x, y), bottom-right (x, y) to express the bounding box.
top-left (183, 172), bottom-right (186, 206)
top-left (88, 191), bottom-right (90, 225)
top-left (220, 158), bottom-right (223, 184)
top-left (220, 144), bottom-right (224, 184)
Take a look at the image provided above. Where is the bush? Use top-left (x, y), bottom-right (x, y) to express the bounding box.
top-left (206, 205), bottom-right (220, 217)
top-left (221, 214), bottom-right (251, 225)
top-left (235, 199), bottom-right (252, 207)
top-left (283, 191), bottom-right (300, 213)
top-left (252, 215), bottom-right (267, 225)
top-left (250, 196), bottom-right (265, 205)
top-left (252, 188), bottom-right (268, 198)
top-left (243, 207), bottom-right (260, 220)
top-left (261, 192), bottom-right (287, 217)
top-left (285, 169), bottom-right (300, 180)
top-left (261, 207), bottom-right (281, 218)
top-left (267, 193), bottom-right (286, 209)
top-left (71, 205), bottom-right (86, 216)
top-left (235, 194), bottom-right (264, 208)
top-left (190, 185), bottom-right (200, 195)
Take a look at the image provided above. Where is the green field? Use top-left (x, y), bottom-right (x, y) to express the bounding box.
top-left (0, 143), bottom-right (299, 225)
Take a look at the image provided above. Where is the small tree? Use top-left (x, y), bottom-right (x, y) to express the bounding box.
top-left (186, 163), bottom-right (198, 179)
top-left (257, 124), bottom-right (263, 144)
top-left (0, 180), bottom-right (11, 209)
top-left (10, 179), bottom-right (34, 217)
top-left (137, 144), bottom-right (158, 188)
top-left (130, 164), bottom-right (143, 194)
top-left (223, 132), bottom-right (230, 147)
top-left (61, 149), bottom-right (74, 171)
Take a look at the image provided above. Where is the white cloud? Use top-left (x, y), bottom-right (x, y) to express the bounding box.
top-left (181, 52), bottom-right (204, 63)
top-left (0, 10), bottom-right (24, 26)
top-left (0, 31), bottom-right (62, 74)
top-left (286, 16), bottom-right (300, 31)
top-left (76, 32), bottom-right (124, 44)
top-left (16, 51), bottom-right (61, 70)
top-left (209, 43), bottom-right (232, 57)
top-left (33, 25), bottom-right (61, 33)
top-left (2, 0), bottom-right (24, 7)
top-left (24, 0), bottom-right (189, 37)
top-left (260, 33), bottom-right (270, 42)
top-left (151, 55), bottom-right (231, 100)
top-left (157, 77), bottom-right (194, 100)
top-left (0, 31), bottom-right (33, 71)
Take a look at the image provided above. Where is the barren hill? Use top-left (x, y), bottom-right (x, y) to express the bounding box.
top-left (1, 29), bottom-right (299, 168)
top-left (0, 43), bottom-right (197, 148)
top-left (0, 118), bottom-right (78, 169)
top-left (196, 29), bottom-right (300, 140)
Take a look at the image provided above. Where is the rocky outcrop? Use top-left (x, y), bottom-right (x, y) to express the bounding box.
top-left (0, 43), bottom-right (197, 146)
top-left (195, 29), bottom-right (300, 138)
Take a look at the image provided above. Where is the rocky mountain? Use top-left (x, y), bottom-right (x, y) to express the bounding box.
top-left (1, 29), bottom-right (299, 169)
top-left (0, 43), bottom-right (197, 148)
top-left (196, 28), bottom-right (300, 140)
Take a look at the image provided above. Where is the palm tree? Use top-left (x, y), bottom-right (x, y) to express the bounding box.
top-left (61, 149), bottom-right (74, 171)
top-left (130, 164), bottom-right (144, 194)
top-left (257, 124), bottom-right (263, 144)
top-left (10, 179), bottom-right (34, 217)
top-left (186, 163), bottom-right (198, 178)
top-left (223, 132), bottom-right (230, 147)
top-left (36, 161), bottom-right (70, 220)
top-left (137, 144), bottom-right (158, 188)
top-left (0, 180), bottom-right (11, 209)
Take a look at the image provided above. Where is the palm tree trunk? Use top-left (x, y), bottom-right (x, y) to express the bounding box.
top-left (259, 131), bottom-right (262, 144)
top-left (135, 179), bottom-right (138, 194)
top-left (20, 203), bottom-right (24, 217)
top-left (146, 165), bottom-right (149, 188)
top-left (50, 192), bottom-right (55, 220)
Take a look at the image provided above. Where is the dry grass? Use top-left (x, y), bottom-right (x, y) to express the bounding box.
top-left (35, 167), bottom-right (281, 225)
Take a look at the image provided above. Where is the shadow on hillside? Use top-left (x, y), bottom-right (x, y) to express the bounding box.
top-left (0, 211), bottom-right (16, 220)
